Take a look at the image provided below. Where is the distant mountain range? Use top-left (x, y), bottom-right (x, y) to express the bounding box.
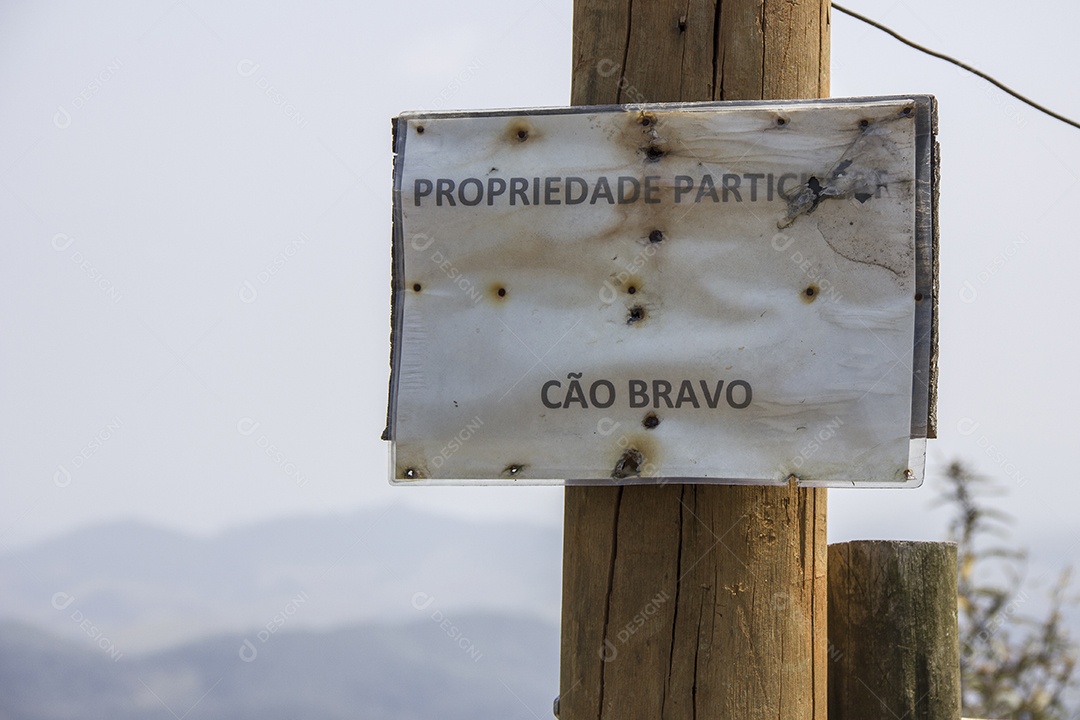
top-left (0, 613), bottom-right (559, 720)
top-left (0, 506), bottom-right (562, 652)
top-left (0, 507), bottom-right (562, 719)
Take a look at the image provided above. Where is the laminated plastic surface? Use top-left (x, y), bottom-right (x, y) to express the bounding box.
top-left (386, 96), bottom-right (937, 487)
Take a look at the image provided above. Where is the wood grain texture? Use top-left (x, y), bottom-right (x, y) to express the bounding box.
top-left (562, 3), bottom-right (830, 717)
top-left (561, 483), bottom-right (828, 719)
top-left (572, 0), bottom-right (829, 105)
top-left (828, 541), bottom-right (961, 720)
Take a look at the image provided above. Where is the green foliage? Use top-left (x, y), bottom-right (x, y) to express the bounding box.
top-left (939, 461), bottom-right (1077, 719)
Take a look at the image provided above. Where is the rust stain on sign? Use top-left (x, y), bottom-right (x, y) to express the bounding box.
top-left (386, 96), bottom-right (937, 487)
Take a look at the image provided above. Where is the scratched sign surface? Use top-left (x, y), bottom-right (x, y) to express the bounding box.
top-left (386, 96), bottom-right (937, 487)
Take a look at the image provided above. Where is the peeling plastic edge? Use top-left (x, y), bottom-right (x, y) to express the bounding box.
top-left (393, 94), bottom-right (931, 124)
top-left (382, 116), bottom-right (408, 443)
top-left (910, 95), bottom-right (938, 440)
top-left (389, 440), bottom-right (928, 489)
top-left (791, 439), bottom-right (926, 489)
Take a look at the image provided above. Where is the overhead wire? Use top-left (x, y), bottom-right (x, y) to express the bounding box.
top-left (832, 3), bottom-right (1080, 131)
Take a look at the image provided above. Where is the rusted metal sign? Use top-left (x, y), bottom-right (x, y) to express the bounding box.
top-left (385, 96), bottom-right (937, 487)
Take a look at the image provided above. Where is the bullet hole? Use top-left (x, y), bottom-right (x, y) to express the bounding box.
top-left (642, 413), bottom-right (660, 429)
top-left (901, 106), bottom-right (913, 116)
top-left (915, 292), bottom-right (924, 302)
top-left (416, 125), bottom-right (425, 134)
top-left (627, 285), bottom-right (636, 294)
top-left (504, 463), bottom-right (524, 477)
top-left (403, 468), bottom-right (418, 479)
top-left (640, 113), bottom-right (655, 127)
top-left (644, 145), bottom-right (666, 162)
top-left (497, 287), bottom-right (507, 297)
top-left (776, 117), bottom-right (787, 126)
top-left (859, 119), bottom-right (870, 128)
top-left (677, 15), bottom-right (687, 32)
top-left (412, 283), bottom-right (422, 292)
top-left (612, 449), bottom-right (643, 479)
top-left (648, 229), bottom-right (664, 243)
top-left (507, 122), bottom-right (534, 143)
top-left (802, 285), bottom-right (819, 303)
top-left (627, 305), bottom-right (645, 324)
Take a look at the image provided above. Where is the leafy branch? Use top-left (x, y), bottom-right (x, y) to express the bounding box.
top-left (937, 461), bottom-right (1077, 719)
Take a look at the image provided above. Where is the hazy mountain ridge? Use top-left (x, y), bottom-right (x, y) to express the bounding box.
top-left (0, 613), bottom-right (559, 720)
top-left (0, 506), bottom-right (562, 652)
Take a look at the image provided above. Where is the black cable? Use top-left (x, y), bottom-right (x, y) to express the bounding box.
top-left (832, 2), bottom-right (1080, 131)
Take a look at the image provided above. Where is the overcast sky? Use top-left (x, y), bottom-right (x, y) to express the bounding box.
top-left (3, 0), bottom-right (1078, 588)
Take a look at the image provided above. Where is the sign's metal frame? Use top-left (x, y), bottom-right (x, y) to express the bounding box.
top-left (384, 95), bottom-right (938, 486)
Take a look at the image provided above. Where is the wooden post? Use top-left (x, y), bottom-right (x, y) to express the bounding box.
top-left (828, 541), bottom-right (961, 720)
top-left (559, 2), bottom-right (830, 719)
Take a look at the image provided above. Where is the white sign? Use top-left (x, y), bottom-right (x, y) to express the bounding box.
top-left (386, 96), bottom-right (937, 487)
